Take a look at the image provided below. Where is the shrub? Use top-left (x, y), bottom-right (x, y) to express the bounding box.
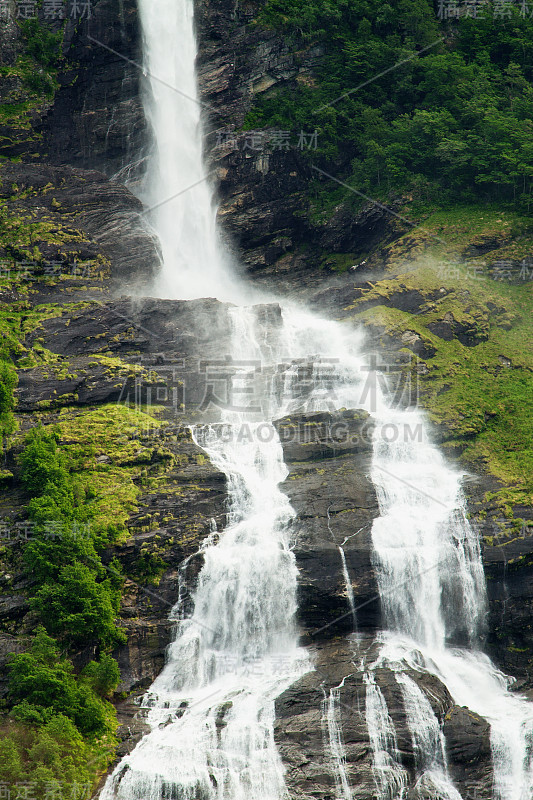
top-left (31, 563), bottom-right (125, 648)
top-left (19, 426), bottom-right (70, 498)
top-left (8, 628), bottom-right (115, 737)
top-left (20, 19), bottom-right (63, 68)
top-left (0, 360), bottom-right (17, 414)
top-left (0, 359), bottom-right (17, 451)
top-left (82, 653), bottom-right (121, 699)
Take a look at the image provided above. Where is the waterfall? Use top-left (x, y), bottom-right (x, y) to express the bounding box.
top-left (396, 672), bottom-right (461, 800)
top-left (100, 309), bottom-right (308, 799)
top-left (103, 0), bottom-right (533, 798)
top-left (338, 545), bottom-right (357, 629)
top-left (368, 396), bottom-right (533, 798)
top-left (364, 672), bottom-right (408, 800)
top-left (137, 0), bottom-right (244, 301)
top-left (321, 680), bottom-right (353, 800)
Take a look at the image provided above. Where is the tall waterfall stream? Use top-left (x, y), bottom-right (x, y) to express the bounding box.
top-left (100, 0), bottom-right (533, 797)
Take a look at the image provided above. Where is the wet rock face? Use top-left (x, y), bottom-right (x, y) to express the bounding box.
top-left (275, 646), bottom-right (376, 800)
top-left (42, 0), bottom-right (146, 175)
top-left (274, 638), bottom-right (494, 800)
top-left (14, 295), bottom-right (246, 415)
top-left (275, 411), bottom-right (380, 636)
top-left (0, 0), bottom-right (145, 171)
top-left (0, 161), bottom-right (160, 290)
top-left (443, 706), bottom-right (492, 775)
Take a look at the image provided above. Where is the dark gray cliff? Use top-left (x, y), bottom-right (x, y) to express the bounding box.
top-left (0, 1), bottom-right (531, 797)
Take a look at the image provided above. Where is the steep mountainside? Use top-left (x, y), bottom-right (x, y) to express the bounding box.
top-left (0, 0), bottom-right (531, 796)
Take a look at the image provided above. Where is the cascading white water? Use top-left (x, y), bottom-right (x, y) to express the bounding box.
top-left (100, 309), bottom-right (308, 800)
top-left (369, 400), bottom-right (487, 652)
top-left (321, 680), bottom-right (353, 800)
top-left (364, 672), bottom-right (408, 800)
top-left (367, 392), bottom-right (533, 798)
top-left (137, 0), bottom-right (245, 301)
top-left (110, 1), bottom-right (533, 798)
top-left (396, 672), bottom-right (461, 800)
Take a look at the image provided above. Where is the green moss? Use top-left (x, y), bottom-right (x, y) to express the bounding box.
top-left (52, 405), bottom-right (164, 538)
top-left (319, 253), bottom-right (360, 273)
top-left (349, 208), bottom-right (533, 516)
top-left (0, 205), bottom-right (87, 253)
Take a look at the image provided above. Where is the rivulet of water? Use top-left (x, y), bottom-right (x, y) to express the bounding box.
top-left (364, 671), bottom-right (408, 800)
top-left (321, 680), bottom-right (353, 800)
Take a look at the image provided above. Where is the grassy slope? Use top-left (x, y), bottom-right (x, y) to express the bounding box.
top-left (341, 206), bottom-right (532, 526)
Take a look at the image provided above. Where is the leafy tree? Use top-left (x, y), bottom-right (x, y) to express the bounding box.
top-left (7, 628), bottom-right (115, 736)
top-left (0, 714), bottom-right (100, 793)
top-left (19, 426), bottom-right (70, 498)
top-left (82, 653), bottom-right (121, 698)
top-left (31, 563), bottom-right (125, 647)
top-left (24, 528), bottom-right (100, 583)
top-left (252, 0), bottom-right (533, 210)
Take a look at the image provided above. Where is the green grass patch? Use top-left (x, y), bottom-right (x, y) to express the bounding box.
top-left (351, 209), bottom-right (532, 517)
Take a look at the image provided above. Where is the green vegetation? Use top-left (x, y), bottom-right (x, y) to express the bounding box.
top-left (0, 17), bottom-right (63, 148)
top-left (19, 18), bottom-right (63, 70)
top-left (0, 202), bottom-right (87, 266)
top-left (347, 207), bottom-right (533, 518)
top-left (0, 716), bottom-right (101, 798)
top-left (0, 359), bottom-right (17, 452)
top-left (249, 0), bottom-right (533, 211)
top-left (8, 629), bottom-right (118, 736)
top-left (0, 630), bottom-right (117, 796)
top-left (0, 403), bottom-right (165, 794)
top-left (18, 420), bottom-right (146, 647)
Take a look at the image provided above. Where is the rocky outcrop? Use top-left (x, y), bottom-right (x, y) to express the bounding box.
top-left (274, 637), bottom-right (494, 800)
top-left (0, 0), bottom-right (144, 172)
top-left (445, 704), bottom-right (492, 761)
top-left (0, 161), bottom-right (160, 291)
top-left (195, 0), bottom-right (409, 279)
top-left (110, 426), bottom-right (229, 696)
top-left (275, 411), bottom-right (380, 635)
top-left (41, 0), bottom-right (145, 175)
